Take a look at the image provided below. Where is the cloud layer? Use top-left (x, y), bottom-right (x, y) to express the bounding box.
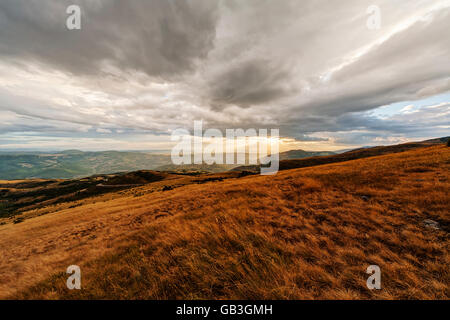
top-left (0, 0), bottom-right (449, 150)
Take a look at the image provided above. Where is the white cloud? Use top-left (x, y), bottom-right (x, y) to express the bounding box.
top-left (400, 105), bottom-right (416, 114)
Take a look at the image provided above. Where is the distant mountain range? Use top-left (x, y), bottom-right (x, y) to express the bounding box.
top-left (0, 149), bottom-right (337, 179)
top-left (0, 137), bottom-right (447, 180)
top-left (0, 150), bottom-right (171, 180)
top-left (278, 149), bottom-right (336, 160)
top-left (154, 150), bottom-right (337, 174)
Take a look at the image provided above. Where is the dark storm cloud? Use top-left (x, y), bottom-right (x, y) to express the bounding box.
top-left (208, 59), bottom-right (292, 108)
top-left (0, 0), bottom-right (219, 78)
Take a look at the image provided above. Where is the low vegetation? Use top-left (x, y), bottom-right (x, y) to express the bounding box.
top-left (0, 144), bottom-right (448, 299)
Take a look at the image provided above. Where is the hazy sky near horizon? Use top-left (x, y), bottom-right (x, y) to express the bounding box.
top-left (0, 0), bottom-right (449, 151)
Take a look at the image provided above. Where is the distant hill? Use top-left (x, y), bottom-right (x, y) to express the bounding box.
top-left (1, 137), bottom-right (447, 179)
top-left (232, 137), bottom-right (450, 173)
top-left (1, 149), bottom-right (328, 179)
top-left (156, 150), bottom-right (336, 174)
top-left (422, 136), bottom-right (450, 144)
top-left (155, 163), bottom-right (239, 174)
top-left (0, 150), bottom-right (171, 180)
top-left (278, 149), bottom-right (335, 160)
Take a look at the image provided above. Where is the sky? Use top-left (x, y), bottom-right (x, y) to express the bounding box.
top-left (0, 0), bottom-right (449, 152)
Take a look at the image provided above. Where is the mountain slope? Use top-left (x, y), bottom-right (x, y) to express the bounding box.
top-left (232, 138), bottom-right (449, 173)
top-left (0, 144), bottom-right (448, 299)
top-left (0, 170), bottom-right (244, 221)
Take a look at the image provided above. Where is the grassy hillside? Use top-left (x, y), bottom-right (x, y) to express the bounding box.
top-left (233, 139), bottom-right (449, 173)
top-left (0, 171), bottom-right (177, 220)
top-left (0, 170), bottom-right (247, 221)
top-left (0, 144), bottom-right (448, 299)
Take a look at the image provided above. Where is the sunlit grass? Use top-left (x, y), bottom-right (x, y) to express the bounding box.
top-left (1, 145), bottom-right (448, 299)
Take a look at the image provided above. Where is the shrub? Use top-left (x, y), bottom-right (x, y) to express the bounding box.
top-left (13, 217), bottom-right (24, 224)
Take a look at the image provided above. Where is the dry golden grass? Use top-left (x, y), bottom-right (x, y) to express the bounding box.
top-left (1, 145), bottom-right (449, 299)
